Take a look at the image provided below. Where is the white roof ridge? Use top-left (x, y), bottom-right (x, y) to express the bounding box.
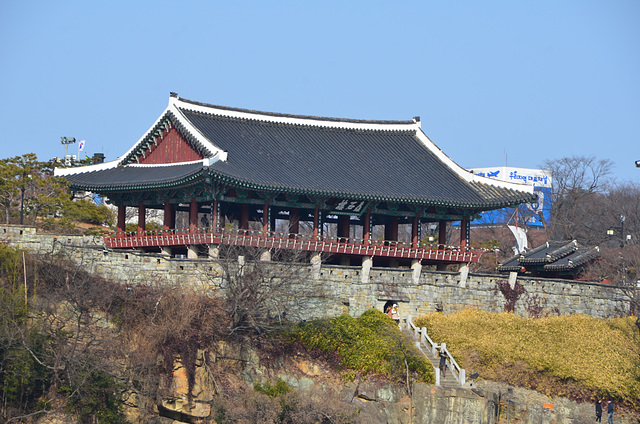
top-left (127, 158), bottom-right (211, 168)
top-left (171, 96), bottom-right (422, 132)
top-left (168, 97), bottom-right (225, 157)
top-left (413, 130), bottom-right (535, 194)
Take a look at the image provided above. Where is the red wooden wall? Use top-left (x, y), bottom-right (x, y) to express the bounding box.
top-left (139, 128), bottom-right (202, 164)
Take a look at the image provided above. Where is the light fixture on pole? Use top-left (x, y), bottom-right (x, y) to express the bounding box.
top-left (607, 215), bottom-right (629, 284)
top-left (606, 215), bottom-right (627, 248)
top-left (636, 160), bottom-right (640, 168)
top-left (60, 137), bottom-right (76, 166)
top-left (19, 156), bottom-right (27, 225)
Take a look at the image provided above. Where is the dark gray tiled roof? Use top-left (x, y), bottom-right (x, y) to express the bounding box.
top-left (518, 240), bottom-right (577, 265)
top-left (182, 109), bottom-right (534, 208)
top-left (498, 240), bottom-right (599, 273)
top-left (63, 98), bottom-right (537, 209)
top-left (544, 247), bottom-right (600, 271)
top-left (64, 162), bottom-right (205, 191)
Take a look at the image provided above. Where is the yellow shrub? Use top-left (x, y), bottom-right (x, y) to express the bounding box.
top-left (414, 309), bottom-right (640, 406)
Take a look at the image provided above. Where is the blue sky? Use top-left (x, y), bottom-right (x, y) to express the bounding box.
top-left (1, 1), bottom-right (638, 183)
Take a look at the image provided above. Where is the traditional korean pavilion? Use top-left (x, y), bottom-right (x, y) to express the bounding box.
top-left (56, 93), bottom-right (536, 266)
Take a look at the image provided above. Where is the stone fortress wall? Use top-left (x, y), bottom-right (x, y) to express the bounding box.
top-left (1, 225), bottom-right (629, 321)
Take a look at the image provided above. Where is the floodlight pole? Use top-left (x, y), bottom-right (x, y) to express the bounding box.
top-left (60, 137), bottom-right (76, 166)
top-left (606, 215), bottom-right (627, 284)
top-left (619, 215), bottom-right (626, 284)
top-left (19, 157), bottom-right (27, 225)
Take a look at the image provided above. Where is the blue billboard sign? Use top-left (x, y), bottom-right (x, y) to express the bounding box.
top-left (469, 167), bottom-right (552, 227)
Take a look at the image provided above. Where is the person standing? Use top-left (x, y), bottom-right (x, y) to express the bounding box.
top-left (595, 399), bottom-right (602, 422)
top-left (391, 304), bottom-right (400, 324)
top-left (385, 305), bottom-right (393, 319)
top-left (438, 349), bottom-right (448, 379)
top-left (607, 400), bottom-right (614, 424)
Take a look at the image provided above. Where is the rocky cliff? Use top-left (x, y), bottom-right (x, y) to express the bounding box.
top-left (107, 344), bottom-right (628, 424)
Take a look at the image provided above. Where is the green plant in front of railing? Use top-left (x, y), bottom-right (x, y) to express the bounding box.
top-left (291, 309), bottom-right (434, 386)
top-left (124, 221), bottom-right (162, 233)
top-left (414, 309), bottom-right (640, 408)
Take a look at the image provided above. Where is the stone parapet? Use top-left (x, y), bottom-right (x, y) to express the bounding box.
top-left (1, 225), bottom-right (628, 320)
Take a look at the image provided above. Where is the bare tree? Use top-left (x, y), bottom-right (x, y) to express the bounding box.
top-left (204, 245), bottom-right (326, 336)
top-left (541, 156), bottom-right (614, 242)
top-left (605, 182), bottom-right (640, 242)
top-left (0, 246), bottom-right (131, 423)
top-left (578, 181), bottom-right (640, 343)
top-left (620, 244), bottom-right (640, 336)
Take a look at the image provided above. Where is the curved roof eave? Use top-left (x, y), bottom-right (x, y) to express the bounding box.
top-left (71, 167), bottom-right (532, 210)
top-left (73, 173), bottom-right (204, 192)
top-left (54, 159), bottom-right (120, 177)
top-left (63, 161), bottom-right (208, 192)
top-left (208, 170), bottom-right (536, 210)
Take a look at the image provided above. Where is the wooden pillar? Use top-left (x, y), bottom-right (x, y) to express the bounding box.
top-left (189, 199), bottom-right (198, 231)
top-left (137, 203), bottom-right (146, 233)
top-left (412, 215), bottom-right (419, 247)
top-left (289, 208), bottom-right (300, 234)
top-left (160, 204), bottom-right (174, 256)
top-left (262, 200), bottom-right (270, 233)
top-left (117, 205), bottom-right (126, 235)
top-left (363, 211), bottom-right (371, 245)
top-left (160, 199), bottom-right (171, 257)
top-left (163, 202), bottom-right (175, 231)
top-left (211, 199), bottom-right (218, 232)
top-left (312, 205), bottom-right (320, 239)
top-left (385, 216), bottom-right (399, 241)
top-left (270, 213), bottom-right (276, 234)
top-left (337, 215), bottom-right (350, 239)
top-left (438, 220), bottom-right (447, 247)
top-left (207, 199), bottom-right (219, 259)
top-left (187, 199), bottom-right (199, 258)
top-left (219, 211), bottom-right (226, 229)
top-left (459, 217), bottom-right (469, 247)
top-left (239, 203), bottom-right (249, 230)
top-left (437, 220), bottom-right (448, 271)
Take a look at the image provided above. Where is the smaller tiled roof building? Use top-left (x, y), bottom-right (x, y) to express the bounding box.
top-left (57, 93), bottom-right (537, 265)
top-left (498, 240), bottom-right (600, 279)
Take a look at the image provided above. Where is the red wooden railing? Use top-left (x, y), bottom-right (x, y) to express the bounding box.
top-left (104, 228), bottom-right (482, 263)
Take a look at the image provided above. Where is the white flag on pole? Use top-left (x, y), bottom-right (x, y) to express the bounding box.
top-left (78, 140), bottom-right (85, 151)
top-left (507, 225), bottom-right (528, 254)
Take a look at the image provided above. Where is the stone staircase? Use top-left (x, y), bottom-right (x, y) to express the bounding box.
top-left (402, 317), bottom-right (466, 387)
top-left (419, 340), bottom-right (459, 387)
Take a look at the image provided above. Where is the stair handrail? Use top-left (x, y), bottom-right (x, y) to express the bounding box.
top-left (405, 315), bottom-right (466, 386)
